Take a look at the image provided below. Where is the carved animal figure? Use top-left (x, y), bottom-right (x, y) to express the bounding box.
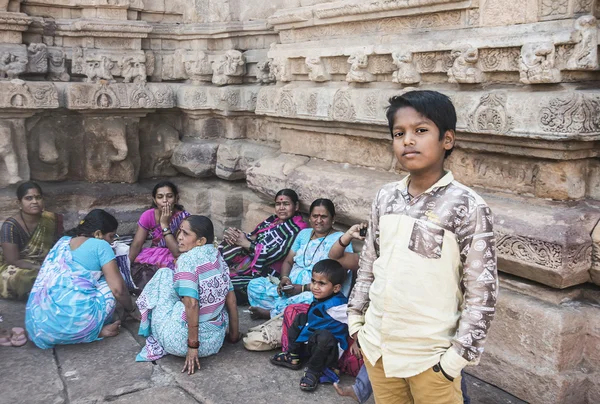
top-left (0, 121), bottom-right (22, 184)
top-left (84, 55), bottom-right (115, 83)
top-left (519, 42), bottom-right (561, 84)
top-left (567, 15), bottom-right (598, 70)
top-left (27, 43), bottom-right (48, 73)
top-left (448, 46), bottom-right (483, 84)
top-left (346, 51), bottom-right (374, 83)
top-left (391, 51), bottom-right (420, 84)
top-left (271, 58), bottom-right (291, 82)
top-left (212, 50), bottom-right (246, 85)
top-left (121, 55), bottom-right (147, 83)
top-left (305, 57), bottom-right (330, 82)
top-left (0, 52), bottom-right (27, 80)
top-left (256, 60), bottom-right (275, 84)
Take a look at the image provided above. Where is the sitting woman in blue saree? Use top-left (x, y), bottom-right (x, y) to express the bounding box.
top-left (25, 209), bottom-right (138, 349)
top-left (247, 199), bottom-right (352, 320)
top-left (136, 215), bottom-right (240, 375)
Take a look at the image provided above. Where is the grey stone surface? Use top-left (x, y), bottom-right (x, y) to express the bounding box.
top-left (109, 387), bottom-right (199, 404)
top-left (55, 326), bottom-right (154, 403)
top-left (0, 300), bottom-right (66, 404)
top-left (0, 301), bottom-right (525, 404)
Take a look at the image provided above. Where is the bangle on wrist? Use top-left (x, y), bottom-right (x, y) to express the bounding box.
top-left (301, 284), bottom-right (305, 293)
top-left (338, 236), bottom-right (350, 248)
top-left (187, 323), bottom-right (199, 328)
top-left (281, 276), bottom-right (290, 282)
top-left (163, 230), bottom-right (172, 236)
top-left (187, 339), bottom-right (200, 349)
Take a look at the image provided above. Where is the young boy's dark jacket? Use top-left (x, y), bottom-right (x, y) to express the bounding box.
top-left (295, 292), bottom-right (349, 350)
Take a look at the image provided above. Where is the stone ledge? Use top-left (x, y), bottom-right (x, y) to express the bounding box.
top-left (246, 155), bottom-right (600, 289)
top-left (256, 84), bottom-right (600, 142)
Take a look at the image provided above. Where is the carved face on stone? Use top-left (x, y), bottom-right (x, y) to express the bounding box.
top-left (98, 93), bottom-right (111, 108)
top-left (49, 50), bottom-right (63, 66)
top-left (226, 50), bottom-right (244, 67)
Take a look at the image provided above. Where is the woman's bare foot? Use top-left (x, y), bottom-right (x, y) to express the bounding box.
top-left (334, 382), bottom-right (359, 402)
top-left (248, 306), bottom-right (270, 320)
top-left (99, 321), bottom-right (121, 338)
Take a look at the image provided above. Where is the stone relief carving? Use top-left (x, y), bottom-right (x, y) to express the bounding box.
top-left (305, 57), bottom-right (330, 82)
top-left (92, 83), bottom-right (121, 109)
top-left (540, 0), bottom-right (568, 18)
top-left (256, 60), bottom-right (276, 84)
top-left (391, 51), bottom-right (420, 84)
top-left (496, 231), bottom-right (562, 269)
top-left (211, 50), bottom-right (246, 86)
top-left (26, 43), bottom-right (48, 74)
top-left (121, 54), bottom-right (147, 84)
top-left (479, 48), bottom-right (521, 72)
top-left (139, 118), bottom-right (180, 178)
top-left (183, 50), bottom-right (212, 84)
top-left (540, 93), bottom-right (600, 134)
top-left (574, 0), bottom-right (594, 13)
top-left (448, 46), bottom-right (484, 84)
top-left (72, 47), bottom-right (85, 75)
top-left (28, 116), bottom-right (71, 181)
top-left (0, 120), bottom-right (22, 184)
top-left (47, 48), bottom-right (70, 82)
top-left (331, 89), bottom-right (356, 121)
top-left (277, 90), bottom-right (296, 117)
top-left (346, 51), bottom-right (374, 83)
top-left (85, 55), bottom-right (116, 83)
top-left (467, 92), bottom-right (514, 134)
top-left (130, 84), bottom-right (157, 108)
top-left (83, 118), bottom-right (137, 183)
top-left (519, 42), bottom-right (561, 84)
top-left (414, 51), bottom-right (453, 73)
top-left (272, 57), bottom-right (292, 82)
top-left (0, 51), bottom-right (26, 80)
top-left (566, 15), bottom-right (598, 70)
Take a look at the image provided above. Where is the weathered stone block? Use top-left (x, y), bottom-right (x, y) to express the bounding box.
top-left (138, 114), bottom-right (181, 179)
top-left (536, 160), bottom-right (587, 200)
top-left (243, 201), bottom-right (274, 233)
top-left (469, 276), bottom-right (599, 404)
top-left (171, 138), bottom-right (221, 178)
top-left (215, 139), bottom-right (278, 180)
top-left (246, 153), bottom-right (310, 201)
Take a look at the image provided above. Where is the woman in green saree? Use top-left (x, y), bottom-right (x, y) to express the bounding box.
top-left (0, 182), bottom-right (63, 300)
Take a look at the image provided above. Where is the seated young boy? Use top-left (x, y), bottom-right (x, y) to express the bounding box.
top-left (348, 90), bottom-right (497, 404)
top-left (270, 259), bottom-right (349, 392)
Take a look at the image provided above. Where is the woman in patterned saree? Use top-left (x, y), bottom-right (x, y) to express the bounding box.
top-left (0, 182), bottom-right (63, 300)
top-left (247, 199), bottom-right (353, 319)
top-left (25, 209), bottom-right (138, 349)
top-left (129, 181), bottom-right (190, 291)
top-left (220, 189), bottom-right (306, 304)
top-left (136, 216), bottom-right (240, 375)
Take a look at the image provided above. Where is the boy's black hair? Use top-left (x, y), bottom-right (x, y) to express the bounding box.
top-left (385, 90), bottom-right (456, 158)
top-left (313, 259), bottom-right (346, 287)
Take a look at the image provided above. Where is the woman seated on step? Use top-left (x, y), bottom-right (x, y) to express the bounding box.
top-left (220, 189), bottom-right (307, 304)
top-left (129, 180), bottom-right (190, 291)
top-left (0, 181), bottom-right (63, 301)
top-left (247, 198), bottom-right (353, 319)
top-left (25, 209), bottom-right (139, 349)
top-left (135, 215), bottom-right (240, 375)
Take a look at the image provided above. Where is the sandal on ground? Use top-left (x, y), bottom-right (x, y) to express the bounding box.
top-left (0, 328), bottom-right (11, 347)
top-left (270, 352), bottom-right (302, 370)
top-left (10, 327), bottom-right (27, 347)
top-left (299, 368), bottom-right (321, 392)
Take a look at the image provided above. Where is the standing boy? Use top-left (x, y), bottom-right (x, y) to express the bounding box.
top-left (348, 90), bottom-right (498, 403)
top-left (271, 259), bottom-right (349, 392)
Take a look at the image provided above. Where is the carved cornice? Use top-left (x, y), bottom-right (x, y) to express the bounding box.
top-left (0, 12), bottom-right (33, 32)
top-left (53, 18), bottom-right (152, 38)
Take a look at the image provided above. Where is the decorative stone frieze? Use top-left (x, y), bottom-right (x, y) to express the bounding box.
top-left (66, 82), bottom-right (175, 109)
top-left (466, 92), bottom-right (514, 134)
top-left (47, 48), bottom-right (70, 81)
top-left (0, 44), bottom-right (25, 79)
top-left (182, 50), bottom-right (212, 84)
top-left (0, 79), bottom-right (58, 109)
top-left (271, 57), bottom-right (292, 82)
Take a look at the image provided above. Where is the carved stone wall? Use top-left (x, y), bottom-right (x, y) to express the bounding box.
top-left (0, 1), bottom-right (598, 402)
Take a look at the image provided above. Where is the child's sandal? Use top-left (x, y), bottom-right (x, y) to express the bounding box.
top-left (270, 352), bottom-right (302, 370)
top-left (299, 368), bottom-right (321, 392)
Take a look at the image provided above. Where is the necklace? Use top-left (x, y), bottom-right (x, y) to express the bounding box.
top-left (302, 229), bottom-right (332, 268)
top-left (19, 211), bottom-right (33, 236)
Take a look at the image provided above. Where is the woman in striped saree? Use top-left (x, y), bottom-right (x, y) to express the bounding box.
top-left (220, 189), bottom-right (306, 304)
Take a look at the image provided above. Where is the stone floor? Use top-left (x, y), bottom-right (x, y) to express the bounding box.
top-left (0, 299), bottom-right (525, 404)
